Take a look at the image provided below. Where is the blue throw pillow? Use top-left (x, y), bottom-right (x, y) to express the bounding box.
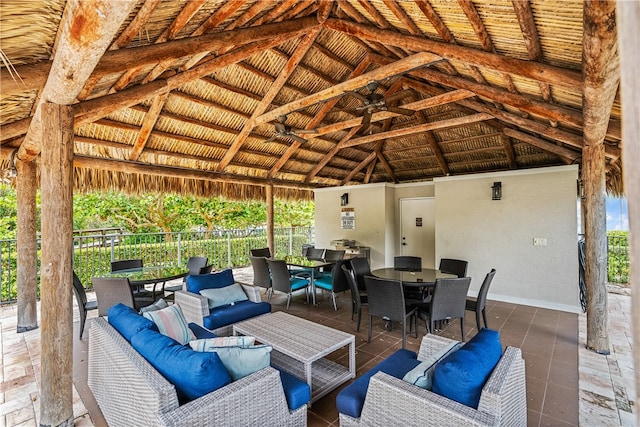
top-left (131, 328), bottom-right (232, 403)
top-left (107, 303), bottom-right (157, 342)
top-left (200, 283), bottom-right (248, 308)
top-left (207, 345), bottom-right (272, 380)
top-left (186, 269), bottom-right (234, 293)
top-left (432, 329), bottom-right (502, 408)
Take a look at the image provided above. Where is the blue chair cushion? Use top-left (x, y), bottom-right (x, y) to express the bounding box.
top-left (290, 277), bottom-right (309, 291)
top-left (313, 276), bottom-right (332, 290)
top-left (336, 349), bottom-right (419, 419)
top-left (431, 329), bottom-right (502, 408)
top-left (107, 303), bottom-right (158, 342)
top-left (274, 367), bottom-right (311, 410)
top-left (189, 322), bottom-right (217, 339)
top-left (202, 300), bottom-right (271, 331)
top-left (186, 269), bottom-right (235, 293)
top-left (131, 328), bottom-right (231, 404)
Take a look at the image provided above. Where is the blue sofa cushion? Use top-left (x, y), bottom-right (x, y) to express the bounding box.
top-left (131, 328), bottom-right (232, 404)
top-left (186, 268), bottom-right (234, 293)
top-left (189, 322), bottom-right (217, 339)
top-left (202, 300), bottom-right (271, 331)
top-left (108, 303), bottom-right (158, 342)
top-left (336, 349), bottom-right (419, 419)
top-left (274, 367), bottom-right (311, 410)
top-left (432, 329), bottom-right (502, 408)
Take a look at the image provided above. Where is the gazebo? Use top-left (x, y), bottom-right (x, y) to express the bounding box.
top-left (0, 1), bottom-right (637, 425)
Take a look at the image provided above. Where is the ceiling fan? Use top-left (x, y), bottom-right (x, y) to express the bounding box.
top-left (342, 81), bottom-right (415, 132)
top-left (263, 115), bottom-right (318, 144)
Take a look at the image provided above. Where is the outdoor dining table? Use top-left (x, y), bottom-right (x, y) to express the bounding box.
top-left (284, 256), bottom-right (336, 305)
top-left (103, 265), bottom-right (189, 299)
top-left (370, 267), bottom-right (457, 288)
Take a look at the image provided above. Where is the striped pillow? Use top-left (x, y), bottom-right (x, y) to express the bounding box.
top-left (189, 336), bottom-right (255, 352)
top-left (143, 304), bottom-right (195, 345)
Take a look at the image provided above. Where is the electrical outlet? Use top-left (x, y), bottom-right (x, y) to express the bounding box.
top-left (533, 237), bottom-right (547, 246)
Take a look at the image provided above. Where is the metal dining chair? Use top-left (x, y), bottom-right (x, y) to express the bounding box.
top-left (394, 256), bottom-right (422, 271)
top-left (314, 259), bottom-right (350, 310)
top-left (466, 269), bottom-right (496, 331)
top-left (266, 259), bottom-right (310, 309)
top-left (349, 257), bottom-right (371, 293)
top-left (342, 264), bottom-right (367, 331)
top-left (438, 258), bottom-right (468, 278)
top-left (72, 271), bottom-right (98, 339)
top-left (249, 254), bottom-right (272, 298)
top-left (92, 277), bottom-right (154, 316)
top-left (306, 248), bottom-right (326, 260)
top-left (250, 247), bottom-right (271, 257)
top-left (364, 275), bottom-right (417, 349)
top-left (417, 277), bottom-right (472, 341)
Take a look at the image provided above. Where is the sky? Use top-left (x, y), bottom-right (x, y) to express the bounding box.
top-left (606, 197), bottom-right (629, 231)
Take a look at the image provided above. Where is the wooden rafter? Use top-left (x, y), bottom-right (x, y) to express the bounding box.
top-left (216, 28), bottom-right (321, 172)
top-left (128, 92), bottom-right (169, 161)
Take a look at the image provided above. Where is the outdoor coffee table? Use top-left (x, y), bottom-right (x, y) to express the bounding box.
top-left (233, 311), bottom-right (356, 403)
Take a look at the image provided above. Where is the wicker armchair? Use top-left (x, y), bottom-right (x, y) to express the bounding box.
top-left (89, 317), bottom-right (307, 427)
top-left (339, 334), bottom-right (527, 427)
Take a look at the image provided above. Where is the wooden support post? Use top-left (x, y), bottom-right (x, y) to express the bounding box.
top-left (583, 144), bottom-right (610, 354)
top-left (266, 185), bottom-right (275, 257)
top-left (16, 157), bottom-right (38, 332)
top-left (39, 103), bottom-right (74, 427)
top-left (616, 0), bottom-right (640, 415)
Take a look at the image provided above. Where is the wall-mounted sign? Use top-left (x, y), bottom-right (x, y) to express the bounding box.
top-left (416, 217), bottom-right (422, 227)
top-left (341, 208), bottom-right (355, 230)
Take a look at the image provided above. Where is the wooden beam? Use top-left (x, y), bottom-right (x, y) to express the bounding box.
top-left (111, 0), bottom-right (162, 49)
top-left (616, 0), bottom-right (640, 412)
top-left (500, 133), bottom-right (518, 169)
top-left (314, 88), bottom-right (475, 135)
top-left (583, 0), bottom-right (619, 354)
top-left (16, 0), bottom-right (138, 163)
top-left (267, 57), bottom-right (372, 179)
top-left (411, 67), bottom-right (582, 128)
top-left (401, 78), bottom-right (622, 159)
top-left (503, 128), bottom-right (581, 162)
top-left (324, 18), bottom-right (582, 89)
top-left (39, 103), bottom-right (74, 427)
top-left (128, 92), bottom-right (168, 161)
top-left (414, 0), bottom-right (455, 43)
top-left (216, 28), bottom-right (321, 172)
top-left (266, 185), bottom-right (275, 257)
top-left (341, 151), bottom-right (377, 185)
top-left (305, 127), bottom-right (360, 181)
top-left (342, 113), bottom-right (493, 148)
top-left (254, 52), bottom-right (443, 125)
top-left (72, 155), bottom-right (319, 190)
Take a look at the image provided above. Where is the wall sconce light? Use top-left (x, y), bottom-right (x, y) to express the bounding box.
top-left (491, 182), bottom-right (502, 201)
top-left (340, 193), bottom-right (349, 206)
top-left (8, 149), bottom-right (18, 178)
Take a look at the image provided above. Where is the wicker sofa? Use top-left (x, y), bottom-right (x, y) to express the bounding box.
top-left (175, 268), bottom-right (271, 336)
top-left (88, 314), bottom-right (308, 427)
top-left (337, 333), bottom-right (527, 427)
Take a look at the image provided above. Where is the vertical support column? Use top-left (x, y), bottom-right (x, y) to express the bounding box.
top-left (583, 143), bottom-right (610, 354)
top-left (266, 185), bottom-right (275, 256)
top-left (616, 0), bottom-right (640, 415)
top-left (39, 103), bottom-right (74, 427)
top-left (16, 157), bottom-right (38, 332)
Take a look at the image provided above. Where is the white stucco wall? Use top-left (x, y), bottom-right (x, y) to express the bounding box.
top-left (313, 165), bottom-right (580, 312)
top-left (434, 165), bottom-right (580, 312)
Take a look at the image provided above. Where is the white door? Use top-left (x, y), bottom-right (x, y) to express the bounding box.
top-left (400, 198), bottom-right (436, 268)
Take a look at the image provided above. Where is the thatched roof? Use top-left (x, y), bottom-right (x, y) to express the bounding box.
top-left (0, 0), bottom-right (623, 200)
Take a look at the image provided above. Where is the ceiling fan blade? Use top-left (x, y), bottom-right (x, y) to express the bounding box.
top-left (274, 123), bottom-right (286, 133)
top-left (263, 135), bottom-right (280, 144)
top-left (387, 106), bottom-right (415, 116)
top-left (361, 110), bottom-right (372, 128)
top-left (290, 135), bottom-right (308, 144)
top-left (385, 90), bottom-right (413, 104)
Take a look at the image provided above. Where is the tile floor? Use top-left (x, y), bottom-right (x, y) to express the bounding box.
top-left (0, 268), bottom-right (635, 426)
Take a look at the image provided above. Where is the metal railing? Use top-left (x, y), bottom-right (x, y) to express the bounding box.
top-left (0, 226), bottom-right (314, 304)
top-left (607, 234), bottom-right (630, 284)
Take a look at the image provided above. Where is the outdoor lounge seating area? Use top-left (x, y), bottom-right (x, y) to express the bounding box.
top-left (1, 267), bottom-right (635, 426)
